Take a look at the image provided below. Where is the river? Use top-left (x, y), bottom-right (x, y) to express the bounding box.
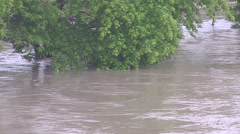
top-left (0, 18), bottom-right (240, 134)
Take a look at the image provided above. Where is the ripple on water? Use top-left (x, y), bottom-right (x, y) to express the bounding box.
top-left (1, 19), bottom-right (240, 134)
top-left (0, 41), bottom-right (33, 72)
top-left (134, 94), bottom-right (240, 133)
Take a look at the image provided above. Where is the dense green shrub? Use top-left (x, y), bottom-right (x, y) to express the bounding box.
top-left (2, 0), bottom-right (234, 71)
top-left (0, 44), bottom-right (4, 50)
top-left (231, 0), bottom-right (240, 28)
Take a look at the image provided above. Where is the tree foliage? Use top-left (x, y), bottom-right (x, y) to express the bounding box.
top-left (1, 0), bottom-right (234, 71)
top-left (232, 0), bottom-right (240, 25)
top-left (0, 0), bottom-right (13, 38)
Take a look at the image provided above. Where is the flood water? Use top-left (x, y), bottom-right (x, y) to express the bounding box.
top-left (1, 18), bottom-right (240, 134)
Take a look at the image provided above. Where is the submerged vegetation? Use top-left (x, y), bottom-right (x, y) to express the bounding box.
top-left (0, 44), bottom-right (4, 50)
top-left (0, 0), bottom-right (236, 71)
top-left (231, 0), bottom-right (240, 28)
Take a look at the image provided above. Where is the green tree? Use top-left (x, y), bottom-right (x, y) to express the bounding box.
top-left (5, 0), bottom-right (63, 58)
top-left (3, 0), bottom-right (234, 71)
top-left (0, 0), bottom-right (13, 38)
top-left (231, 0), bottom-right (240, 28)
top-left (0, 0), bottom-right (24, 37)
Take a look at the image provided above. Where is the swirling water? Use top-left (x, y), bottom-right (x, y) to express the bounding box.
top-left (0, 19), bottom-right (240, 134)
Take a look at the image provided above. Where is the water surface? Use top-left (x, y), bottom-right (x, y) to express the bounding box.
top-left (0, 19), bottom-right (240, 134)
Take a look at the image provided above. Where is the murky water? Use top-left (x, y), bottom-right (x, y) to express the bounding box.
top-left (1, 18), bottom-right (240, 134)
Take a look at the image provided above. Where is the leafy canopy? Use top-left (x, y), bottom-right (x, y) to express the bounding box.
top-left (2, 0), bottom-right (234, 71)
top-left (232, 0), bottom-right (240, 24)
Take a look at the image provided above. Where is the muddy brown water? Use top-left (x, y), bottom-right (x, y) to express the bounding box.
top-left (0, 19), bottom-right (240, 134)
